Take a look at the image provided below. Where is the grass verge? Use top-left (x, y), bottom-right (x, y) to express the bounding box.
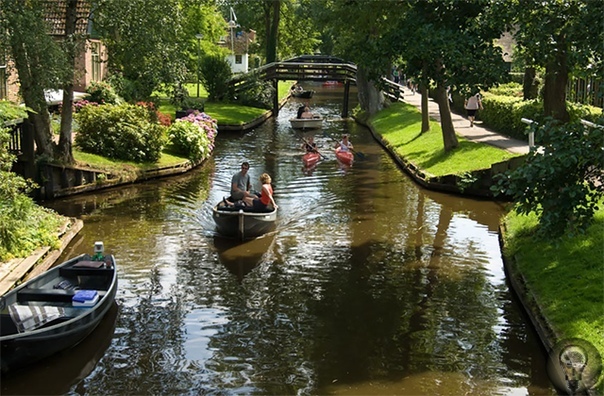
top-left (502, 206), bottom-right (604, 389)
top-left (369, 102), bottom-right (520, 176)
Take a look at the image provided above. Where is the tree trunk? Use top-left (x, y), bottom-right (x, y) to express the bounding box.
top-left (9, 37), bottom-right (55, 157)
top-left (264, 0), bottom-right (279, 63)
top-left (57, 0), bottom-right (79, 165)
top-left (435, 84), bottom-right (458, 152)
top-left (420, 82), bottom-right (429, 133)
top-left (543, 37), bottom-right (570, 122)
top-left (522, 66), bottom-right (538, 100)
top-left (356, 66), bottom-right (383, 116)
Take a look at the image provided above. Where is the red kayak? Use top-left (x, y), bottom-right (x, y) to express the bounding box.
top-left (335, 148), bottom-right (354, 165)
top-left (303, 152), bottom-right (321, 168)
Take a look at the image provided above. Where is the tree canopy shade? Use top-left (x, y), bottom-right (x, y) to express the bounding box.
top-left (502, 0), bottom-right (604, 122)
top-left (319, 0), bottom-right (509, 151)
top-left (0, 0), bottom-right (78, 160)
top-left (221, 0), bottom-right (321, 63)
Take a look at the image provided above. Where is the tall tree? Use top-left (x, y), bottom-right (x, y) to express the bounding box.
top-left (93, 0), bottom-right (190, 99)
top-left (57, 0), bottom-right (91, 164)
top-left (264, 0), bottom-right (280, 63)
top-left (391, 0), bottom-right (508, 151)
top-left (506, 0), bottom-right (604, 122)
top-left (0, 0), bottom-right (70, 159)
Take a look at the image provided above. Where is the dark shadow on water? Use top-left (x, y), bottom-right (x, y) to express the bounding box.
top-left (213, 233), bottom-right (276, 282)
top-left (1, 302), bottom-right (119, 395)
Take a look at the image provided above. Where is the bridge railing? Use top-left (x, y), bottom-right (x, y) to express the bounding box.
top-left (229, 58), bottom-right (404, 105)
top-left (229, 61), bottom-right (358, 97)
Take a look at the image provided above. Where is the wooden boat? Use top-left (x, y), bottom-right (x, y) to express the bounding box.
top-left (290, 117), bottom-right (323, 130)
top-left (0, 243), bottom-right (118, 373)
top-left (302, 152), bottom-right (321, 168)
top-left (212, 200), bottom-right (277, 240)
top-left (335, 147), bottom-right (354, 165)
top-left (322, 80), bottom-right (343, 87)
top-left (291, 89), bottom-right (314, 99)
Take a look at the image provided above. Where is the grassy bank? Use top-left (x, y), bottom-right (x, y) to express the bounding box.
top-left (369, 102), bottom-right (519, 176)
top-left (502, 207), bottom-right (604, 372)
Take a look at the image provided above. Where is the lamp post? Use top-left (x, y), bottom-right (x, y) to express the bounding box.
top-left (195, 33), bottom-right (203, 98)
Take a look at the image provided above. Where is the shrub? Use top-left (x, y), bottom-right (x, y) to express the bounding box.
top-left (493, 117), bottom-right (604, 238)
top-left (199, 55), bottom-right (232, 101)
top-left (232, 73), bottom-right (275, 109)
top-left (75, 103), bottom-right (166, 163)
top-left (0, 126), bottom-right (62, 261)
top-left (85, 81), bottom-right (121, 105)
top-left (167, 111), bottom-right (217, 162)
top-left (480, 94), bottom-right (543, 140)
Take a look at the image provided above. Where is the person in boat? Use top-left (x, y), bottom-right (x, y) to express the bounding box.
top-left (229, 162), bottom-right (255, 204)
top-left (301, 136), bottom-right (318, 153)
top-left (300, 106), bottom-right (314, 119)
top-left (243, 173), bottom-right (278, 210)
top-left (297, 105), bottom-right (306, 119)
top-left (335, 134), bottom-right (353, 152)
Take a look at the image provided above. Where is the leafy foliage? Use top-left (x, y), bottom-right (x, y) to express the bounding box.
top-left (167, 111), bottom-right (217, 162)
top-left (199, 55), bottom-right (232, 101)
top-left (232, 72), bottom-right (275, 109)
top-left (493, 117), bottom-right (604, 238)
top-left (85, 81), bottom-right (122, 105)
top-left (75, 103), bottom-right (166, 163)
top-left (0, 126), bottom-right (63, 262)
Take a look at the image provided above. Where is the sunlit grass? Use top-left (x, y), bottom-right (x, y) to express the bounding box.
top-left (74, 148), bottom-right (188, 172)
top-left (370, 102), bottom-right (519, 176)
top-left (503, 205), bottom-right (604, 368)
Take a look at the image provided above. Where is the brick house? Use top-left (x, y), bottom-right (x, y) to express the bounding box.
top-left (0, 0), bottom-right (107, 103)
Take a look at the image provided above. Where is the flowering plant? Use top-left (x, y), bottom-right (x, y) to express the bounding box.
top-left (167, 111), bottom-right (217, 162)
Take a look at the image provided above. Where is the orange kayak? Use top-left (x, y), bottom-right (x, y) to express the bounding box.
top-left (335, 148), bottom-right (353, 165)
top-left (303, 152), bottom-right (321, 167)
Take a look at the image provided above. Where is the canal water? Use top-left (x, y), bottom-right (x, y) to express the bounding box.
top-left (3, 85), bottom-right (554, 395)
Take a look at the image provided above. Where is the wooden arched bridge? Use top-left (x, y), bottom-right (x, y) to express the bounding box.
top-left (230, 55), bottom-right (405, 117)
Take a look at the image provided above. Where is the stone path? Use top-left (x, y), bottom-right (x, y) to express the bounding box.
top-left (401, 89), bottom-right (530, 155)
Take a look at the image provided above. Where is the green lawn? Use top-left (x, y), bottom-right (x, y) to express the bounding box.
top-left (369, 102), bottom-right (520, 176)
top-left (157, 81), bottom-right (294, 125)
top-left (502, 206), bottom-right (604, 390)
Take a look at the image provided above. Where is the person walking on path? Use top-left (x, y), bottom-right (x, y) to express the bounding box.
top-left (464, 93), bottom-right (483, 127)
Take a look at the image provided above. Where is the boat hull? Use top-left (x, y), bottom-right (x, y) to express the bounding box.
top-left (213, 204), bottom-right (277, 240)
top-left (336, 148), bottom-right (354, 165)
top-left (0, 254), bottom-right (118, 373)
top-left (290, 118), bottom-right (323, 130)
top-left (302, 152), bottom-right (321, 167)
top-left (291, 90), bottom-right (314, 99)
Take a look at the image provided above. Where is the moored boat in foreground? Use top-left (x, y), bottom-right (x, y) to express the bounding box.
top-left (212, 200), bottom-right (277, 241)
top-left (0, 242), bottom-right (118, 374)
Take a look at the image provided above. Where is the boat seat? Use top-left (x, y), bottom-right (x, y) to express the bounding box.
top-left (8, 304), bottom-right (67, 332)
top-left (59, 267), bottom-right (114, 277)
top-left (218, 206), bottom-right (274, 213)
top-left (17, 288), bottom-right (106, 303)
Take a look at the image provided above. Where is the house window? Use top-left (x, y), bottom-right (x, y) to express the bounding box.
top-left (235, 54), bottom-right (242, 64)
top-left (91, 42), bottom-right (101, 82)
top-left (0, 52), bottom-right (6, 100)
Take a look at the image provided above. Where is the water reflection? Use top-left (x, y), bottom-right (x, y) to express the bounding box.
top-left (1, 303), bottom-right (118, 395)
top-left (30, 86), bottom-right (555, 394)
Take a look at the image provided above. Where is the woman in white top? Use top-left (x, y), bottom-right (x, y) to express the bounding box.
top-left (464, 93), bottom-right (483, 127)
top-left (335, 134), bottom-right (353, 152)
